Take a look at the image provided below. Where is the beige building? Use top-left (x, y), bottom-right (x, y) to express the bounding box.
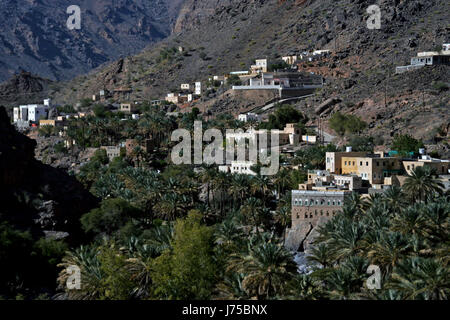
top-left (120, 103), bottom-right (138, 114)
top-left (341, 155), bottom-right (403, 185)
top-left (250, 59), bottom-right (268, 74)
top-left (291, 190), bottom-right (352, 228)
top-left (101, 146), bottom-right (121, 161)
top-left (403, 156), bottom-right (450, 176)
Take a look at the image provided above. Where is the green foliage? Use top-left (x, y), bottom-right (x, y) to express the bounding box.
top-left (78, 149), bottom-right (109, 188)
top-left (54, 141), bottom-right (67, 154)
top-left (294, 144), bottom-right (338, 170)
top-left (391, 134), bottom-right (424, 155)
top-left (329, 112), bottom-right (367, 136)
top-left (227, 74), bottom-right (242, 86)
top-left (57, 105), bottom-right (76, 114)
top-left (259, 105), bottom-right (308, 130)
top-left (38, 125), bottom-right (56, 137)
top-left (151, 211), bottom-right (217, 299)
top-left (81, 199), bottom-right (143, 237)
top-left (79, 98), bottom-right (93, 109)
top-left (269, 60), bottom-right (290, 72)
top-left (432, 81), bottom-right (448, 92)
top-left (93, 104), bottom-right (107, 118)
top-left (0, 223), bottom-right (68, 298)
top-left (347, 135), bottom-right (375, 152)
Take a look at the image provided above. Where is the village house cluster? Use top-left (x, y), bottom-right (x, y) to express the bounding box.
top-left (291, 147), bottom-right (450, 230)
top-left (218, 123), bottom-right (317, 175)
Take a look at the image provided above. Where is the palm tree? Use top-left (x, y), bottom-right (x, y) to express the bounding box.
top-left (227, 241), bottom-right (297, 299)
top-left (329, 221), bottom-right (366, 261)
top-left (215, 218), bottom-right (244, 249)
top-left (123, 237), bottom-right (156, 299)
top-left (200, 165), bottom-right (217, 206)
top-left (229, 174), bottom-right (251, 209)
top-left (241, 197), bottom-right (264, 232)
top-left (215, 273), bottom-right (250, 300)
top-left (273, 169), bottom-right (291, 199)
top-left (307, 243), bottom-right (335, 268)
top-left (155, 193), bottom-right (188, 221)
top-left (403, 166), bottom-right (444, 203)
top-left (57, 246), bottom-right (104, 300)
top-left (421, 200), bottom-right (449, 241)
top-left (391, 205), bottom-right (428, 237)
top-left (388, 257), bottom-right (449, 300)
top-left (383, 185), bottom-right (406, 212)
top-left (344, 192), bottom-right (369, 213)
top-left (274, 206), bottom-right (291, 244)
top-left (367, 232), bottom-right (411, 275)
top-left (251, 176), bottom-right (274, 203)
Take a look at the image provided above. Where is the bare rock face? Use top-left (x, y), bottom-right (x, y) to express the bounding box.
top-left (285, 222), bottom-right (313, 252)
top-left (0, 107), bottom-right (98, 244)
top-left (285, 217), bottom-right (330, 253)
top-left (0, 71), bottom-right (52, 106)
top-left (0, 0), bottom-right (187, 82)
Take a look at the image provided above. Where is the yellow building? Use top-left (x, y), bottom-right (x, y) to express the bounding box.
top-left (39, 120), bottom-right (56, 127)
top-left (341, 156), bottom-right (403, 185)
top-left (325, 150), bottom-right (366, 174)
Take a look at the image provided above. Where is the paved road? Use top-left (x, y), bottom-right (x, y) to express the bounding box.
top-left (254, 94), bottom-right (315, 114)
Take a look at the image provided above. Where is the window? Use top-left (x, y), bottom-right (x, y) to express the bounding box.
top-left (332, 200), bottom-right (336, 206)
top-left (360, 161), bottom-right (363, 166)
top-left (305, 200), bottom-right (308, 206)
top-left (345, 161), bottom-right (347, 165)
top-left (327, 200), bottom-right (330, 205)
top-left (299, 200), bottom-right (303, 206)
top-left (338, 200), bottom-right (341, 206)
top-left (353, 161), bottom-right (355, 166)
top-left (304, 214), bottom-right (308, 219)
top-left (376, 161), bottom-right (380, 167)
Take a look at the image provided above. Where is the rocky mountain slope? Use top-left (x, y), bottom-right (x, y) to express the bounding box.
top-left (3, 0), bottom-right (449, 144)
top-left (45, 0), bottom-right (449, 141)
top-left (0, 0), bottom-right (186, 82)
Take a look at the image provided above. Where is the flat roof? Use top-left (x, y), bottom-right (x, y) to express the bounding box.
top-left (292, 190), bottom-right (352, 196)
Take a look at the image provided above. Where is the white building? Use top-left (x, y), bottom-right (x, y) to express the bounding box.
top-left (195, 82), bottom-right (202, 95)
top-left (251, 59), bottom-right (268, 74)
top-left (13, 101), bottom-right (49, 123)
top-left (219, 161), bottom-right (257, 176)
top-left (238, 113), bottom-right (260, 123)
top-left (181, 83), bottom-right (190, 90)
top-left (282, 56), bottom-right (298, 65)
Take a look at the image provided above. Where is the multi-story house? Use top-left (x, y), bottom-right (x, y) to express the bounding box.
top-left (291, 190), bottom-right (352, 228)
